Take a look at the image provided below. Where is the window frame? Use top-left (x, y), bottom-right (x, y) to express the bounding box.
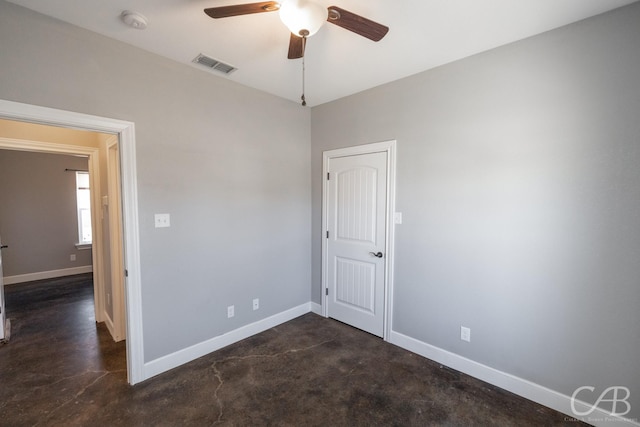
top-left (75, 170), bottom-right (92, 247)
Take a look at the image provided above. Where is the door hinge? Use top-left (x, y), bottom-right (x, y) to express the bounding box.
top-left (124, 269), bottom-right (128, 277)
top-left (326, 230), bottom-right (329, 238)
top-left (327, 172), bottom-right (330, 180)
top-left (325, 288), bottom-right (329, 296)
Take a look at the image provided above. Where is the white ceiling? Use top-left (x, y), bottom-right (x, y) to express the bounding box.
top-left (7, 0), bottom-right (637, 106)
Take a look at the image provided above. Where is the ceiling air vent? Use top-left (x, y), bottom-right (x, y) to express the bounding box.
top-left (192, 53), bottom-right (237, 75)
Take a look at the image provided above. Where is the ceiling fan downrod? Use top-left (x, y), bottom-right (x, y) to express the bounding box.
top-left (301, 36), bottom-right (307, 106)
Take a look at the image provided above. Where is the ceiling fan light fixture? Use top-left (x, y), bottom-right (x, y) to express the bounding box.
top-left (279, 0), bottom-right (327, 37)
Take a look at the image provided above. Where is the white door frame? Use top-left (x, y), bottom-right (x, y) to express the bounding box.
top-left (321, 140), bottom-right (397, 340)
top-left (0, 99), bottom-right (144, 384)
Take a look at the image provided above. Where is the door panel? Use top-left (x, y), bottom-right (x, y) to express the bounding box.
top-left (336, 257), bottom-right (375, 313)
top-left (327, 152), bottom-right (387, 337)
top-left (336, 166), bottom-right (377, 244)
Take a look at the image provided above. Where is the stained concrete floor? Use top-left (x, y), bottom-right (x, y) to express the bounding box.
top-left (0, 274), bottom-right (587, 426)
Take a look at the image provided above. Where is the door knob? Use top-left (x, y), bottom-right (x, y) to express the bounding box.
top-left (369, 251), bottom-right (383, 258)
top-left (0, 245), bottom-right (7, 249)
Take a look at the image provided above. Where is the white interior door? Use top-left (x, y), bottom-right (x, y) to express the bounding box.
top-left (0, 236), bottom-right (7, 340)
top-left (326, 151), bottom-right (388, 337)
top-left (108, 140), bottom-right (126, 341)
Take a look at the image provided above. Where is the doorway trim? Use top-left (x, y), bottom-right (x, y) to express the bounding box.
top-left (321, 140), bottom-right (397, 340)
top-left (0, 99), bottom-right (144, 384)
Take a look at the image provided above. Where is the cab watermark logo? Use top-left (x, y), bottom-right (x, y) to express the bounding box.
top-left (571, 386), bottom-right (631, 417)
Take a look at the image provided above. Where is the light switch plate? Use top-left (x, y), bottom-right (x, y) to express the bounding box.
top-left (154, 213), bottom-right (170, 228)
top-left (461, 326), bottom-right (471, 342)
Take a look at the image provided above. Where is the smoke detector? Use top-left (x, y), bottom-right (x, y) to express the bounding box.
top-left (121, 11), bottom-right (148, 30)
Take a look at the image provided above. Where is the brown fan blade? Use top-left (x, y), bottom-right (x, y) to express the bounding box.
top-left (287, 33), bottom-right (305, 59)
top-left (204, 1), bottom-right (280, 19)
top-left (326, 6), bottom-right (388, 42)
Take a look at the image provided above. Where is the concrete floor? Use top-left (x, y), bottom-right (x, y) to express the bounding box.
top-left (0, 274), bottom-right (587, 426)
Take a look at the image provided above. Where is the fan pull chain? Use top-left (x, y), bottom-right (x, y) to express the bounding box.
top-left (301, 37), bottom-right (307, 107)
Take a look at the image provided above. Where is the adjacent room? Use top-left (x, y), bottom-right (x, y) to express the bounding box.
top-left (0, 0), bottom-right (638, 425)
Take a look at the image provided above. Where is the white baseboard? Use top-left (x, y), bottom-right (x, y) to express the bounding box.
top-left (3, 266), bottom-right (93, 285)
top-left (310, 301), bottom-right (322, 315)
top-left (143, 302), bottom-right (313, 381)
top-left (103, 313), bottom-right (116, 341)
top-left (389, 331), bottom-right (639, 427)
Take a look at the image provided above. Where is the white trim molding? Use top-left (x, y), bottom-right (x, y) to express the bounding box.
top-left (104, 312), bottom-right (117, 342)
top-left (0, 99), bottom-right (144, 385)
top-left (389, 331), bottom-right (640, 427)
top-left (144, 303), bottom-right (314, 380)
top-left (3, 266), bottom-right (93, 285)
top-left (310, 302), bottom-right (322, 315)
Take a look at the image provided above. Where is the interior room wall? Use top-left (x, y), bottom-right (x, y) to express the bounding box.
top-left (0, 149), bottom-right (92, 278)
top-left (311, 2), bottom-right (640, 421)
top-left (0, 1), bottom-right (311, 363)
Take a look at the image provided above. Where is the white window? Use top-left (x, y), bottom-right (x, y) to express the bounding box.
top-left (76, 171), bottom-right (92, 245)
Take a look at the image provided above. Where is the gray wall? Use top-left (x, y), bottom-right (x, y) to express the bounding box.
top-left (311, 2), bottom-right (640, 419)
top-left (0, 1), bottom-right (311, 361)
top-left (0, 150), bottom-right (92, 277)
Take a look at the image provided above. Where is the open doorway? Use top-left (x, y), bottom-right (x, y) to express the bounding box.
top-left (0, 120), bottom-right (125, 340)
top-left (0, 126), bottom-right (128, 380)
top-left (0, 99), bottom-right (143, 384)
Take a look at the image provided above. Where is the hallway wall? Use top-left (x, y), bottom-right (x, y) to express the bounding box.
top-left (0, 149), bottom-right (92, 279)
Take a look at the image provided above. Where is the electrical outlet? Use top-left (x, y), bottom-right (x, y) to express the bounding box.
top-left (253, 298), bottom-right (259, 311)
top-left (70, 254), bottom-right (76, 261)
top-left (154, 213), bottom-right (171, 228)
top-left (227, 305), bottom-right (234, 318)
top-left (461, 326), bottom-right (471, 342)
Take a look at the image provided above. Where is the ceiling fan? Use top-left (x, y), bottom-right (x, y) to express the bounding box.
top-left (204, 0), bottom-right (389, 59)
